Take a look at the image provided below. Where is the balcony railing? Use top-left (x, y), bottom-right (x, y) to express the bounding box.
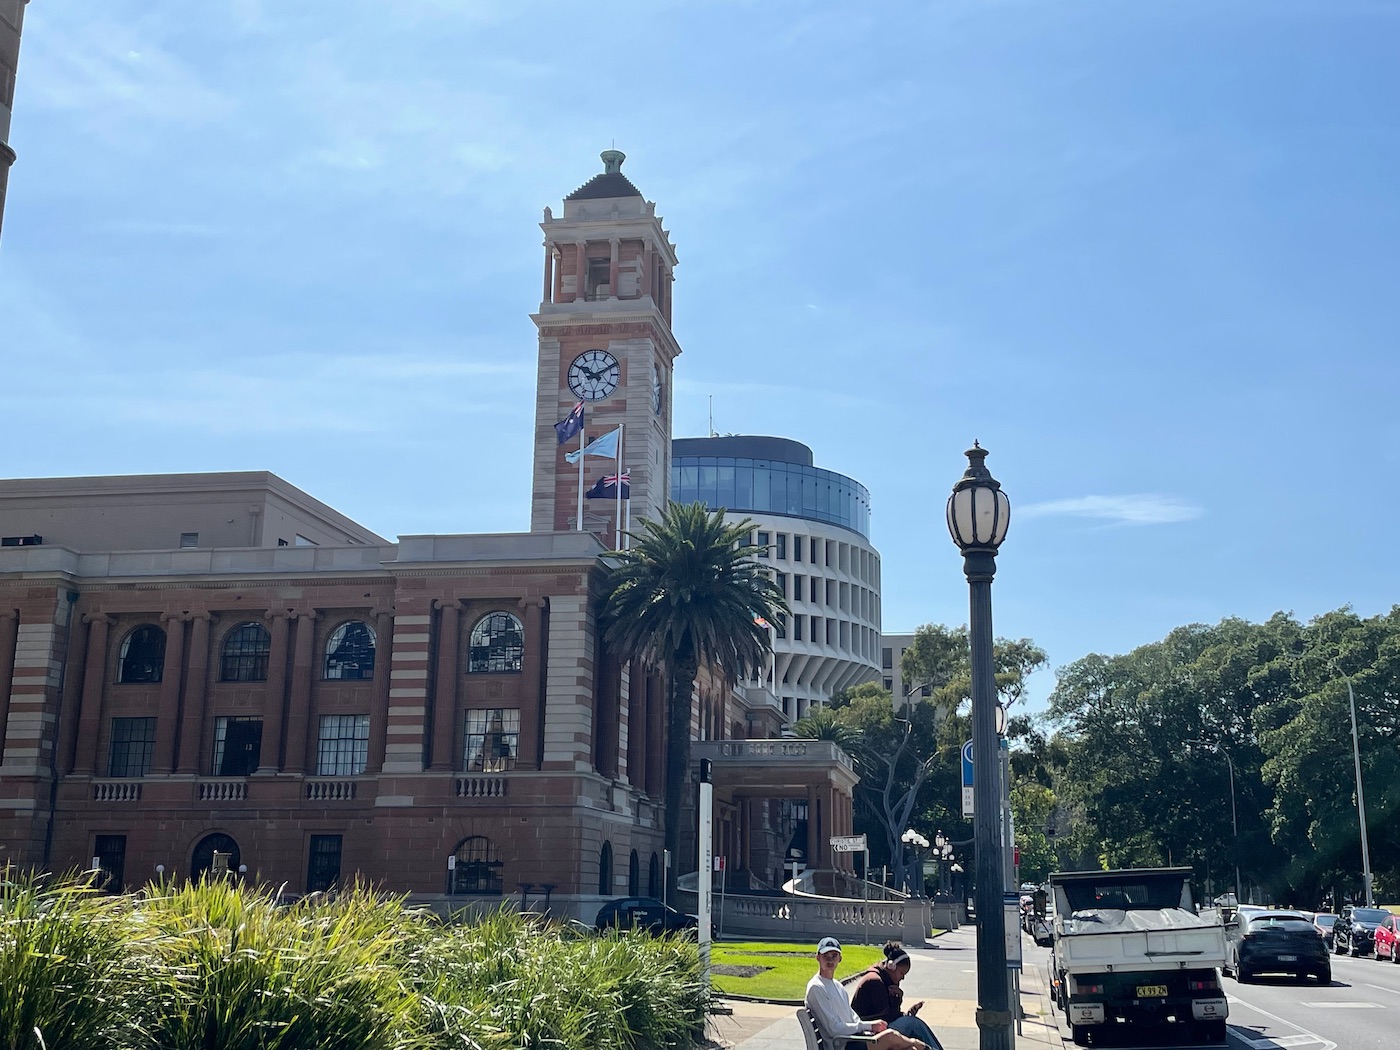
top-left (92, 780), bottom-right (141, 802)
top-left (305, 779), bottom-right (358, 801)
top-left (455, 775), bottom-right (508, 799)
top-left (199, 778), bottom-right (248, 802)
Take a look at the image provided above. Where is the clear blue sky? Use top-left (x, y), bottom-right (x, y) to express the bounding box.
top-left (4, 1), bottom-right (1396, 710)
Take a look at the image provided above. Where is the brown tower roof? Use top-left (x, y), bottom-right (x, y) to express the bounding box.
top-left (564, 149), bottom-right (643, 201)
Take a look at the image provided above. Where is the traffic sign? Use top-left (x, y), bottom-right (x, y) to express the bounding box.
top-left (961, 739), bottom-right (975, 817)
top-left (829, 834), bottom-right (867, 853)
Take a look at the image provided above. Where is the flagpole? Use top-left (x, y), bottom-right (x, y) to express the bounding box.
top-left (615, 423), bottom-right (624, 550)
top-left (624, 492), bottom-right (631, 550)
top-left (576, 426), bottom-right (585, 531)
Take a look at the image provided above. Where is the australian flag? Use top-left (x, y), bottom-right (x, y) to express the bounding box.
top-left (554, 401), bottom-right (585, 444)
top-left (586, 471), bottom-right (630, 499)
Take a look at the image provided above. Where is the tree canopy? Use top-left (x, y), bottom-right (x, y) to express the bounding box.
top-left (1044, 606), bottom-right (1400, 904)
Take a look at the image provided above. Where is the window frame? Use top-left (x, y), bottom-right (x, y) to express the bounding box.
top-left (213, 715), bottom-right (263, 776)
top-left (467, 612), bottom-right (524, 674)
top-left (220, 622), bottom-right (272, 682)
top-left (450, 835), bottom-right (503, 895)
top-left (323, 620), bottom-right (376, 681)
top-left (316, 713), bottom-right (370, 776)
top-left (117, 624), bottom-right (166, 684)
top-left (306, 834), bottom-right (343, 893)
top-left (107, 715), bottom-right (156, 778)
top-left (463, 707), bottom-right (520, 772)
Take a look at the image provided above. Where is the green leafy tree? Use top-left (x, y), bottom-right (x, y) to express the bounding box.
top-left (831, 626), bottom-right (1045, 892)
top-left (600, 501), bottom-right (786, 900)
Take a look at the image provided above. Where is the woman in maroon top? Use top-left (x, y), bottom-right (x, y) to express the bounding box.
top-left (850, 942), bottom-right (943, 1050)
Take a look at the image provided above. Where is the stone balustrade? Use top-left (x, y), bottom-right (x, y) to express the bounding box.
top-left (455, 775), bottom-right (508, 799)
top-left (91, 780), bottom-right (142, 802)
top-left (198, 778), bottom-right (248, 802)
top-left (305, 778), bottom-right (357, 801)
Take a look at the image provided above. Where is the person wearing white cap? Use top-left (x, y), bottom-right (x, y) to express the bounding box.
top-left (804, 938), bottom-right (930, 1050)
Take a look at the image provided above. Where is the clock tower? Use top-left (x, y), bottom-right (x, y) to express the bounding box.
top-left (530, 151), bottom-right (679, 538)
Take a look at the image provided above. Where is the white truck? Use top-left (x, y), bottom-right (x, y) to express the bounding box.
top-left (1048, 867), bottom-right (1229, 1047)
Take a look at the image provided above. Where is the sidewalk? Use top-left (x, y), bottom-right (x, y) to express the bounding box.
top-left (708, 928), bottom-right (1066, 1050)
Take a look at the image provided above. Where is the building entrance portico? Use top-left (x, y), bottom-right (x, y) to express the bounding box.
top-left (686, 738), bottom-right (859, 890)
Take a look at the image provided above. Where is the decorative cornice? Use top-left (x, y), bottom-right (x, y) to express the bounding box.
top-left (81, 612), bottom-right (114, 625)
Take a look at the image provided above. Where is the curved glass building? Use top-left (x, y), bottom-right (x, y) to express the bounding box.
top-left (673, 436), bottom-right (881, 721)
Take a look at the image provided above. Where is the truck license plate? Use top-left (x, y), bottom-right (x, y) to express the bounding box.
top-left (1136, 984), bottom-right (1168, 998)
top-left (1278, 954), bottom-right (1297, 962)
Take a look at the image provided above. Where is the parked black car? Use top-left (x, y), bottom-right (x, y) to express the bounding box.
top-left (594, 896), bottom-right (699, 935)
top-left (1333, 905), bottom-right (1392, 957)
top-left (1224, 910), bottom-right (1330, 983)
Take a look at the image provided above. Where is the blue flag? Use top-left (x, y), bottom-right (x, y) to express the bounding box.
top-left (565, 425), bottom-right (621, 464)
top-left (554, 402), bottom-right (585, 444)
top-left (586, 471), bottom-right (630, 499)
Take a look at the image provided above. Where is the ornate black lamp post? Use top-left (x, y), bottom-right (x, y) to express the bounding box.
top-left (947, 442), bottom-right (1012, 1050)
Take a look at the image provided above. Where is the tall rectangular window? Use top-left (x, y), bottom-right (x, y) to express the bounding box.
top-left (93, 834), bottom-right (127, 893)
top-left (107, 717), bottom-right (156, 777)
top-left (794, 535), bottom-right (803, 562)
top-left (316, 714), bottom-right (370, 776)
top-left (757, 531), bottom-right (770, 558)
top-left (775, 572), bottom-right (787, 598)
top-left (793, 615), bottom-right (804, 642)
top-left (307, 835), bottom-right (343, 893)
top-left (882, 648), bottom-right (893, 670)
top-left (775, 533), bottom-right (787, 560)
top-left (213, 716), bottom-right (263, 776)
top-left (464, 708), bottom-right (520, 772)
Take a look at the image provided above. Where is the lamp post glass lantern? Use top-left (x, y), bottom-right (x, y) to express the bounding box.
top-left (947, 442), bottom-right (1013, 1050)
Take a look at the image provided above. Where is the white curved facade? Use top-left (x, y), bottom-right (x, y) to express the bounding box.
top-left (671, 436), bottom-right (881, 723)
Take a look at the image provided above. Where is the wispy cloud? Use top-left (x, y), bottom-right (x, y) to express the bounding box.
top-left (1018, 494), bottom-right (1203, 527)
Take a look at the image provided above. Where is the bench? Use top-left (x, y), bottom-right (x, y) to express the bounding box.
top-left (797, 1008), bottom-right (878, 1050)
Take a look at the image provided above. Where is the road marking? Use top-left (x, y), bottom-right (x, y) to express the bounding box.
top-left (1296, 1001), bottom-right (1381, 1008)
top-left (1223, 994), bottom-right (1337, 1050)
top-left (1363, 983), bottom-right (1400, 996)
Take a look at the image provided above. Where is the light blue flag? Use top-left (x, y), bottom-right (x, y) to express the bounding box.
top-left (565, 426), bottom-right (621, 464)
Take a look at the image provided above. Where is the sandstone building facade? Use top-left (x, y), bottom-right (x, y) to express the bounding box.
top-left (0, 155), bottom-right (858, 915)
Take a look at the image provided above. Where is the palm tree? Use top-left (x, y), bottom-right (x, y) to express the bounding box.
top-left (600, 501), bottom-right (786, 901)
top-left (791, 705), bottom-right (864, 755)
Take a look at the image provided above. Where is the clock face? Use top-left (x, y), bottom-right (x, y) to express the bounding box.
top-left (650, 359), bottom-right (663, 415)
top-left (567, 349), bottom-right (620, 402)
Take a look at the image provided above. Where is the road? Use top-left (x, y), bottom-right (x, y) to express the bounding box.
top-left (1031, 941), bottom-right (1398, 1049)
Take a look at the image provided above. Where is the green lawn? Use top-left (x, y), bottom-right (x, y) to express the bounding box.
top-left (709, 941), bottom-right (882, 1001)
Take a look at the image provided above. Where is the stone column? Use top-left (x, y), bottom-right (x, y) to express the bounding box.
top-left (626, 658), bottom-right (644, 785)
top-left (608, 237), bottom-right (619, 298)
top-left (646, 672), bottom-right (664, 796)
top-left (283, 610), bottom-right (318, 774)
top-left (176, 613), bottom-right (213, 774)
top-left (641, 245), bottom-right (653, 298)
top-left (516, 598), bottom-right (545, 770)
top-left (71, 613), bottom-right (113, 776)
top-left (576, 242), bottom-right (589, 299)
top-left (428, 599), bottom-right (461, 771)
top-left (806, 783), bottom-right (820, 870)
top-left (258, 611), bottom-right (291, 772)
top-left (151, 613), bottom-right (187, 774)
top-left (542, 240), bottom-right (554, 303)
top-left (552, 249), bottom-right (563, 303)
top-left (366, 608), bottom-right (394, 773)
top-left (0, 608), bottom-right (18, 763)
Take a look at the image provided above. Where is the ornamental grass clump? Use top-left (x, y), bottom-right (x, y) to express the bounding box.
top-left (408, 908), bottom-right (705, 1050)
top-left (0, 867), bottom-right (139, 1050)
top-left (130, 879), bottom-right (422, 1050)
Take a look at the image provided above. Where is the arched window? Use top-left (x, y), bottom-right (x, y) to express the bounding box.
top-left (221, 622), bottom-right (271, 682)
top-left (118, 624), bottom-right (166, 683)
top-left (598, 841), bottom-right (613, 896)
top-left (628, 849), bottom-right (640, 896)
top-left (648, 852), bottom-right (661, 898)
top-left (324, 620), bottom-right (375, 680)
top-left (468, 612), bottom-right (523, 673)
top-left (450, 836), bottom-right (503, 895)
top-left (191, 832), bottom-right (241, 881)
